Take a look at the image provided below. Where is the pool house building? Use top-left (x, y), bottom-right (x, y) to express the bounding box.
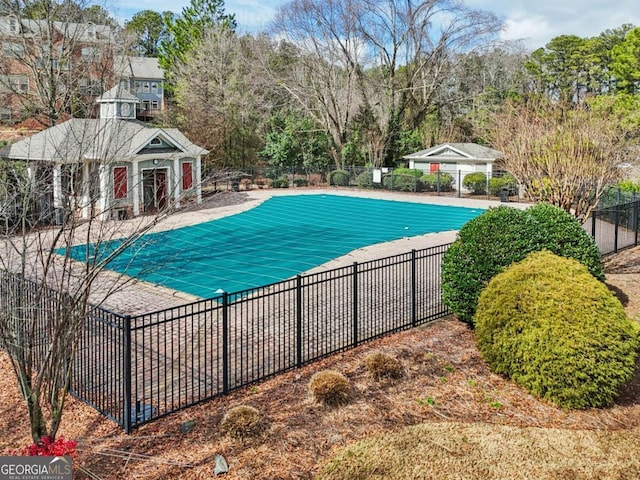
top-left (403, 143), bottom-right (502, 189)
top-left (0, 86), bottom-right (208, 221)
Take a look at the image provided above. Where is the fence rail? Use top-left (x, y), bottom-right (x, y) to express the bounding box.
top-left (122, 243), bottom-right (451, 432)
top-left (0, 243), bottom-right (452, 433)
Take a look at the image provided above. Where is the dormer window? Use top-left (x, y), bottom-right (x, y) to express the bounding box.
top-left (87, 22), bottom-right (94, 38)
top-left (150, 137), bottom-right (162, 146)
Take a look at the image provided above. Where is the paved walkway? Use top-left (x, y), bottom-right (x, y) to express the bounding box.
top-left (91, 188), bottom-right (529, 314)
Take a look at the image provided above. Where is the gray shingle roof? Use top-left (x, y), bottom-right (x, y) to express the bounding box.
top-left (96, 85), bottom-right (140, 103)
top-left (114, 56), bottom-right (163, 80)
top-left (403, 143), bottom-right (502, 161)
top-left (0, 119), bottom-right (208, 162)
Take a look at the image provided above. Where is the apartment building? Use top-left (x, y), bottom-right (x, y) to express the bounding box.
top-left (0, 15), bottom-right (115, 125)
top-left (114, 55), bottom-right (164, 121)
top-left (0, 17), bottom-right (165, 127)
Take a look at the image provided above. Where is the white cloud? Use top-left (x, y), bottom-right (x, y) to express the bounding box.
top-left (499, 13), bottom-right (554, 48)
top-left (462, 0), bottom-right (640, 49)
top-left (114, 0), bottom-right (640, 49)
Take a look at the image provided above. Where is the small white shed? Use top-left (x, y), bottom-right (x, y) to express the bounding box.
top-left (403, 143), bottom-right (502, 189)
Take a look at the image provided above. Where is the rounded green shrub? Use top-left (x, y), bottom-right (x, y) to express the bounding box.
top-left (462, 172), bottom-right (487, 194)
top-left (309, 370), bottom-right (350, 406)
top-left (364, 352), bottom-right (404, 381)
top-left (269, 177), bottom-right (289, 188)
top-left (382, 174), bottom-right (424, 192)
top-left (221, 405), bottom-right (264, 438)
top-left (329, 170), bottom-right (350, 186)
top-left (475, 251), bottom-right (639, 409)
top-left (441, 204), bottom-right (604, 327)
top-left (489, 174), bottom-right (517, 196)
top-left (421, 172), bottom-right (454, 192)
top-left (392, 168), bottom-right (423, 178)
top-left (526, 203), bottom-right (604, 281)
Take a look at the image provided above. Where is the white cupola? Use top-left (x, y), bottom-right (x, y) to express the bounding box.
top-left (95, 85), bottom-right (140, 120)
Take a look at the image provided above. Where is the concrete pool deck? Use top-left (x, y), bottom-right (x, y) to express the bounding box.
top-left (89, 188), bottom-right (529, 314)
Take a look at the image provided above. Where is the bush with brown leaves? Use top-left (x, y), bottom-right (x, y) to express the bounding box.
top-left (309, 370), bottom-right (350, 406)
top-left (364, 352), bottom-right (404, 381)
top-left (221, 405), bottom-right (263, 438)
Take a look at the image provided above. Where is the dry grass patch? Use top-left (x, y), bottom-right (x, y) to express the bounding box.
top-left (364, 351), bottom-right (404, 381)
top-left (316, 422), bottom-right (640, 480)
top-left (309, 370), bottom-right (350, 406)
top-left (221, 405), bottom-right (264, 439)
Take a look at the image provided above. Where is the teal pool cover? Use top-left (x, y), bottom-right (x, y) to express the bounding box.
top-left (65, 194), bottom-right (483, 298)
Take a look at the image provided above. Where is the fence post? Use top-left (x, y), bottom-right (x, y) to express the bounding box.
top-left (296, 275), bottom-right (303, 369)
top-left (352, 262), bottom-right (358, 348)
top-left (591, 210), bottom-right (596, 239)
top-left (485, 173), bottom-right (490, 200)
top-left (635, 201), bottom-right (639, 247)
top-left (457, 171), bottom-right (461, 198)
top-left (123, 314), bottom-right (132, 434)
top-left (411, 250), bottom-right (417, 327)
top-left (614, 207), bottom-right (620, 253)
top-left (222, 292), bottom-right (229, 395)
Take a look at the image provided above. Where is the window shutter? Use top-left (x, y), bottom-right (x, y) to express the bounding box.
top-left (113, 166), bottom-right (128, 199)
top-left (182, 162), bottom-right (193, 190)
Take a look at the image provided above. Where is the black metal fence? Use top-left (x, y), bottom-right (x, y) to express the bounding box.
top-left (213, 165), bottom-right (517, 201)
top-left (588, 187), bottom-right (640, 255)
top-left (1, 243), bottom-right (452, 433)
top-left (3, 188), bottom-right (639, 433)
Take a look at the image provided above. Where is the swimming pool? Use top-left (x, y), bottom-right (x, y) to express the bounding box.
top-left (67, 194), bottom-right (482, 298)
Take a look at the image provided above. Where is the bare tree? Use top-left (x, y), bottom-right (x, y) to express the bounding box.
top-left (269, 0), bottom-right (362, 167)
top-left (172, 27), bottom-right (267, 167)
top-left (0, 0), bottom-right (117, 126)
top-left (271, 0), bottom-right (502, 166)
top-left (490, 100), bottom-right (628, 222)
top-left (0, 110), bottom-right (206, 443)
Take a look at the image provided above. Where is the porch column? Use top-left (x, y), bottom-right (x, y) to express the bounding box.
top-left (132, 160), bottom-right (140, 216)
top-left (173, 157), bottom-right (181, 209)
top-left (195, 156), bottom-right (202, 204)
top-left (81, 162), bottom-right (90, 219)
top-left (52, 164), bottom-right (62, 209)
top-left (98, 164), bottom-right (110, 221)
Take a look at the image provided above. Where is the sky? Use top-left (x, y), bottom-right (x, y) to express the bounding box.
top-left (113, 0), bottom-right (640, 51)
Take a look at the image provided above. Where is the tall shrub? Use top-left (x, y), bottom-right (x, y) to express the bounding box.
top-left (441, 203), bottom-right (604, 326)
top-left (382, 174), bottom-right (424, 192)
top-left (329, 170), bottom-right (350, 186)
top-left (475, 251), bottom-right (639, 409)
top-left (462, 172), bottom-right (487, 194)
top-left (421, 172), bottom-right (454, 192)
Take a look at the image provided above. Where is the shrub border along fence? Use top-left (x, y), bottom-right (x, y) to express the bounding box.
top-left (17, 243), bottom-right (450, 433)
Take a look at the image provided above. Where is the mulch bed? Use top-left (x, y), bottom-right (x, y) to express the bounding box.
top-left (1, 247), bottom-right (639, 479)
